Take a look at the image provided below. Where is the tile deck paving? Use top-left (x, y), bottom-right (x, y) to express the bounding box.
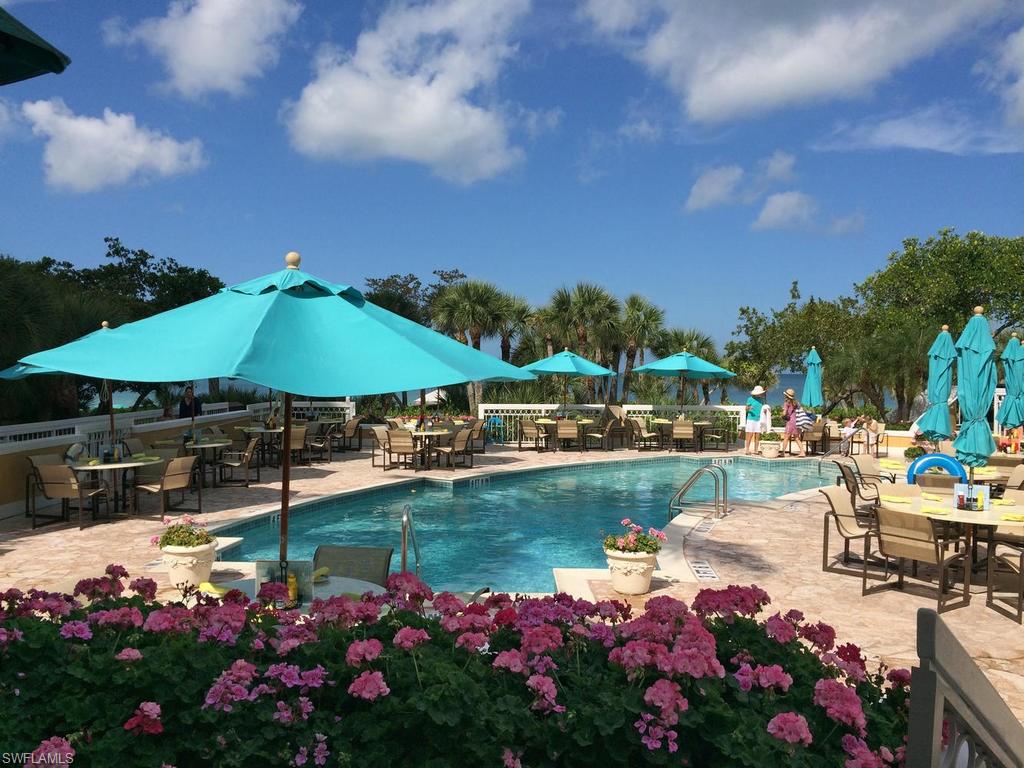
top-left (2, 444), bottom-right (1022, 721)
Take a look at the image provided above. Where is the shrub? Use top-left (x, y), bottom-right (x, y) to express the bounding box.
top-left (603, 519), bottom-right (666, 554)
top-left (760, 430), bottom-right (781, 442)
top-left (0, 567), bottom-right (910, 767)
top-left (152, 515), bottom-right (215, 549)
top-left (903, 446), bottom-right (926, 461)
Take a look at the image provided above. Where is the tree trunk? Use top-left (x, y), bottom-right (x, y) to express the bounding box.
top-left (207, 377), bottom-right (221, 400)
top-left (622, 343), bottom-right (638, 403)
top-left (500, 334), bottom-right (512, 363)
top-left (469, 330), bottom-right (484, 413)
top-left (545, 334), bottom-right (553, 358)
top-left (131, 388), bottom-right (154, 411)
top-left (701, 382), bottom-right (711, 405)
top-left (894, 381), bottom-right (908, 422)
top-left (607, 345), bottom-right (621, 403)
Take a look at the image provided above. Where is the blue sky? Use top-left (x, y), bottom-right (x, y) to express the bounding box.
top-left (1, 0), bottom-right (1023, 346)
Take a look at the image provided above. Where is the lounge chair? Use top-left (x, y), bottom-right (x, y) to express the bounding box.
top-left (629, 418), bottom-right (660, 451)
top-left (435, 428), bottom-right (474, 469)
top-left (137, 456), bottom-right (200, 516)
top-left (218, 438), bottom-right (260, 486)
top-left (819, 485), bottom-right (878, 573)
top-left (518, 420), bottom-right (549, 452)
top-left (312, 545), bottom-right (393, 588)
top-left (332, 417), bottom-right (363, 452)
top-left (385, 430), bottom-right (424, 470)
top-left (35, 463), bottom-right (111, 530)
top-left (866, 506), bottom-right (968, 614)
top-left (669, 419), bottom-right (696, 452)
top-left (556, 420), bottom-right (583, 452)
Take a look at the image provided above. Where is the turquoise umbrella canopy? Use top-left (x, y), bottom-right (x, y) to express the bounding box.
top-left (522, 349), bottom-right (613, 378)
top-left (2, 255), bottom-right (534, 393)
top-left (998, 333), bottom-right (1024, 430)
top-left (800, 347), bottom-right (823, 408)
top-left (952, 307), bottom-right (997, 468)
top-left (917, 325), bottom-right (957, 441)
top-left (632, 351), bottom-right (736, 379)
top-left (0, 7), bottom-right (71, 86)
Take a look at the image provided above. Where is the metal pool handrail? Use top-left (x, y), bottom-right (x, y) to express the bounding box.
top-left (400, 504), bottom-right (421, 577)
top-left (669, 464), bottom-right (728, 521)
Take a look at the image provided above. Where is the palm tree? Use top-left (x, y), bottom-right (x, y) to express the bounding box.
top-left (654, 328), bottom-right (721, 405)
top-left (495, 294), bottom-right (533, 363)
top-left (621, 295), bottom-right (665, 403)
top-left (550, 283), bottom-right (620, 401)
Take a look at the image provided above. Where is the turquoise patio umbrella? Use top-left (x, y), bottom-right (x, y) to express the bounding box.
top-left (2, 253), bottom-right (534, 560)
top-left (952, 307), bottom-right (997, 469)
top-left (917, 325), bottom-right (957, 441)
top-left (800, 347), bottom-right (823, 408)
top-left (522, 348), bottom-right (613, 411)
top-left (633, 350), bottom-right (735, 404)
top-left (998, 332), bottom-right (1024, 430)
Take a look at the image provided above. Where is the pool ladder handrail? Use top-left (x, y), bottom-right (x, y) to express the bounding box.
top-left (668, 463), bottom-right (728, 522)
top-left (400, 505), bottom-right (422, 577)
top-left (815, 427), bottom-right (865, 475)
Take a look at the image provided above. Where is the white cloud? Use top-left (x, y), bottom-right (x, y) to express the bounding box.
top-left (284, 0), bottom-right (531, 185)
top-left (581, 0), bottom-right (1006, 123)
top-left (21, 99), bottom-right (205, 192)
top-left (759, 150), bottom-right (795, 183)
top-left (684, 165), bottom-right (743, 211)
top-left (104, 0), bottom-right (301, 99)
top-left (617, 100), bottom-right (662, 142)
top-left (828, 212), bottom-right (867, 235)
top-left (0, 98), bottom-right (15, 138)
top-left (989, 25), bottom-right (1024, 126)
top-left (818, 103), bottom-right (1024, 155)
top-left (752, 191), bottom-right (817, 230)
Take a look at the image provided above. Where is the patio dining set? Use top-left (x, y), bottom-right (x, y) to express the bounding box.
top-left (517, 413), bottom-right (734, 454)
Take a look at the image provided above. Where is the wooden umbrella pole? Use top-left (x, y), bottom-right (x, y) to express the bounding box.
top-left (190, 380), bottom-right (196, 438)
top-left (105, 379), bottom-right (116, 453)
top-left (279, 392), bottom-right (292, 563)
top-left (420, 388), bottom-right (426, 427)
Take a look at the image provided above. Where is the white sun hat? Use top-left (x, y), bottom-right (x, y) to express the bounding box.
top-left (750, 385), bottom-right (766, 396)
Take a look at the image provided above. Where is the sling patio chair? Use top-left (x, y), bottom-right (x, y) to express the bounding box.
top-left (834, 461), bottom-right (883, 513)
top-left (307, 424), bottom-right (335, 463)
top-left (435, 428), bottom-right (474, 469)
top-left (669, 419), bottom-right (697, 452)
top-left (33, 462), bottom-right (111, 530)
top-left (556, 420), bottom-right (583, 452)
top-left (819, 485), bottom-right (880, 574)
top-left (986, 493), bottom-right (1024, 623)
top-left (865, 505), bottom-right (968, 614)
top-left (312, 545), bottom-right (393, 588)
top-left (137, 455), bottom-right (201, 516)
top-left (385, 429), bottom-right (425, 470)
top-left (289, 425), bottom-right (309, 466)
top-left (913, 472), bottom-right (959, 492)
top-left (133, 448), bottom-right (182, 508)
top-left (803, 420), bottom-right (828, 455)
top-left (24, 453), bottom-right (64, 525)
top-left (332, 416), bottom-right (364, 452)
top-left (468, 419), bottom-right (487, 453)
top-left (218, 438), bottom-right (261, 486)
top-left (852, 453), bottom-right (896, 483)
top-left (369, 426), bottom-right (390, 469)
top-left (585, 419), bottom-right (622, 451)
top-left (629, 418), bottom-right (661, 451)
top-left (1002, 464), bottom-right (1024, 492)
top-left (122, 438), bottom-right (147, 456)
top-left (518, 420), bottom-right (549, 452)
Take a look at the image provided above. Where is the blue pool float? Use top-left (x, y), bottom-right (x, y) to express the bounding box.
top-left (906, 454), bottom-right (968, 484)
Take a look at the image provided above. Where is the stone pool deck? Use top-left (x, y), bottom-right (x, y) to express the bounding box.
top-left (2, 444), bottom-right (1022, 720)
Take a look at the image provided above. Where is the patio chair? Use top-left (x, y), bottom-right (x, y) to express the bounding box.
top-left (332, 417), bottom-right (363, 452)
top-left (137, 456), bottom-right (201, 516)
top-left (819, 485), bottom-right (878, 573)
top-left (35, 463), bottom-right (111, 530)
top-left (386, 418), bottom-right (403, 430)
top-left (289, 426), bottom-right (309, 466)
top-left (307, 424), bottom-right (335, 463)
top-left (834, 461), bottom-right (882, 512)
top-left (985, 491), bottom-right (1024, 622)
top-left (937, 440), bottom-right (957, 456)
top-left (556, 420), bottom-right (583, 452)
top-left (386, 429), bottom-right (424, 470)
top-left (669, 419), bottom-right (696, 452)
top-left (468, 419), bottom-right (487, 453)
top-left (369, 426), bottom-right (390, 469)
top-left (218, 438), bottom-right (261, 486)
top-left (518, 420), bottom-right (549, 452)
top-left (851, 453), bottom-right (896, 483)
top-left (913, 472), bottom-right (958, 492)
top-left (122, 438), bottom-right (146, 456)
top-left (312, 545), bottom-right (393, 588)
top-left (803, 420), bottom-right (827, 455)
top-left (24, 454), bottom-right (64, 525)
top-left (1004, 464), bottom-right (1024, 491)
top-left (435, 428), bottom-right (474, 469)
top-left (629, 418), bottom-right (660, 451)
top-left (585, 419), bottom-right (623, 451)
top-left (866, 506), bottom-right (968, 614)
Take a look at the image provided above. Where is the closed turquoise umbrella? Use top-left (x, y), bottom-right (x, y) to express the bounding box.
top-left (952, 307), bottom-right (997, 469)
top-left (522, 348), bottom-right (613, 410)
top-left (917, 325), bottom-right (957, 441)
top-left (998, 332), bottom-right (1024, 430)
top-left (2, 253), bottom-right (534, 560)
top-left (800, 347), bottom-right (823, 408)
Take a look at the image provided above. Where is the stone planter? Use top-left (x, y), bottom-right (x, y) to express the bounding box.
top-left (604, 548), bottom-right (658, 595)
top-left (161, 541), bottom-right (217, 590)
top-left (760, 443), bottom-right (780, 459)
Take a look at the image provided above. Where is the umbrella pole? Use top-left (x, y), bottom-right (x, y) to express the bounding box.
top-left (563, 376), bottom-right (568, 415)
top-left (420, 388), bottom-right (426, 427)
top-left (104, 379), bottom-right (116, 453)
top-left (279, 393), bottom-right (292, 563)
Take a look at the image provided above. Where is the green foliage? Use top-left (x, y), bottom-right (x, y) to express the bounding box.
top-left (760, 431), bottom-right (781, 442)
top-left (156, 516), bottom-right (215, 548)
top-left (602, 519), bottom-right (664, 554)
top-left (903, 446), bottom-right (926, 461)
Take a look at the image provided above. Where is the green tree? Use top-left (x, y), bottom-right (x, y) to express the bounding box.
top-left (620, 295), bottom-right (665, 403)
top-left (494, 294), bottom-right (533, 363)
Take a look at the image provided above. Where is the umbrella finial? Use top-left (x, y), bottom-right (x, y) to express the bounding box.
top-left (811, 345), bottom-right (816, 348)
top-left (1014, 332), bottom-right (1020, 338)
top-left (285, 251), bottom-right (301, 270)
top-left (974, 306), bottom-right (984, 315)
top-left (563, 346), bottom-right (569, 351)
top-left (101, 320), bottom-right (109, 329)
top-left (941, 324), bottom-right (949, 331)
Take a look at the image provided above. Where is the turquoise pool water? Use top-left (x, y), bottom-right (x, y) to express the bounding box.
top-left (228, 457), bottom-right (827, 592)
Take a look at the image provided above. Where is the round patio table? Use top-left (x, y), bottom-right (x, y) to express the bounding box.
top-left (240, 426), bottom-right (284, 467)
top-left (535, 419), bottom-right (593, 450)
top-left (411, 430), bottom-right (449, 470)
top-left (693, 421), bottom-right (712, 452)
top-left (186, 440), bottom-right (232, 487)
top-left (877, 495), bottom-right (1024, 605)
top-left (72, 458), bottom-right (163, 516)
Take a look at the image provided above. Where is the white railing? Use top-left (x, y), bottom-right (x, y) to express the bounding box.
top-left (247, 400), bottom-right (356, 423)
top-left (476, 403), bottom-right (745, 443)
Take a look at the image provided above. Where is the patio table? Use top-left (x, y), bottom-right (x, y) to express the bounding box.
top-left (877, 495), bottom-right (1024, 607)
top-left (411, 430), bottom-right (449, 470)
top-left (72, 458), bottom-right (163, 516)
top-left (186, 440), bottom-right (232, 487)
top-left (693, 421), bottom-right (712, 452)
top-left (240, 426), bottom-right (284, 467)
top-left (535, 419), bottom-right (594, 450)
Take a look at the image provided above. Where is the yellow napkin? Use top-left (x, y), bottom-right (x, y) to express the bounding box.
top-left (1000, 514), bottom-right (1024, 522)
top-left (312, 566), bottom-right (330, 583)
top-left (921, 506), bottom-right (951, 515)
top-left (133, 453), bottom-right (147, 459)
top-left (88, 459), bottom-right (100, 466)
top-left (198, 582), bottom-right (229, 597)
top-left (922, 493), bottom-right (946, 502)
top-left (880, 460), bottom-right (904, 467)
top-left (993, 498), bottom-right (1017, 507)
top-left (880, 495), bottom-right (911, 504)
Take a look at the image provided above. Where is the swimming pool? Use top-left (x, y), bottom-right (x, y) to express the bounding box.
top-left (226, 457), bottom-right (827, 592)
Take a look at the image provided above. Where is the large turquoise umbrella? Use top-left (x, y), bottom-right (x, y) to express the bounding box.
top-left (998, 332), bottom-right (1024, 430)
top-left (2, 253), bottom-right (534, 560)
top-left (633, 351), bottom-right (735, 404)
top-left (522, 348), bottom-right (613, 410)
top-left (800, 347), bottom-right (823, 408)
top-left (917, 325), bottom-right (957, 441)
top-left (952, 307), bottom-right (997, 469)
top-left (0, 7), bottom-right (71, 86)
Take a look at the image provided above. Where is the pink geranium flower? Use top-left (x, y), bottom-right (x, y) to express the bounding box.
top-left (345, 638), bottom-right (383, 667)
top-left (348, 670), bottom-right (390, 701)
top-left (767, 712), bottom-right (813, 746)
top-left (124, 701), bottom-right (163, 735)
top-left (115, 647), bottom-right (143, 661)
top-left (31, 737), bottom-right (75, 761)
top-left (393, 627), bottom-right (430, 650)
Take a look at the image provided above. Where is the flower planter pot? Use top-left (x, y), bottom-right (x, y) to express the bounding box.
top-left (604, 548), bottom-right (657, 595)
top-left (161, 541), bottom-right (217, 590)
top-left (760, 444), bottom-right (780, 459)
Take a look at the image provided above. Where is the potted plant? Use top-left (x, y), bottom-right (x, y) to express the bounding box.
top-left (153, 515), bottom-right (217, 590)
top-left (760, 430), bottom-right (781, 458)
top-left (603, 518), bottom-right (666, 595)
